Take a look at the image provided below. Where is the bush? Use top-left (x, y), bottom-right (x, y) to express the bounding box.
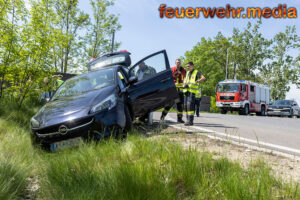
top-left (210, 96), bottom-right (220, 113)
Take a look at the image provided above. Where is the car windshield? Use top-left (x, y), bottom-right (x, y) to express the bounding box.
top-left (218, 83), bottom-right (239, 93)
top-left (273, 100), bottom-right (293, 106)
top-left (52, 68), bottom-right (115, 100)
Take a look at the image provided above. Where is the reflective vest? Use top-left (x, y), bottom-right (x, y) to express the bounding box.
top-left (195, 88), bottom-right (202, 98)
top-left (183, 70), bottom-right (199, 94)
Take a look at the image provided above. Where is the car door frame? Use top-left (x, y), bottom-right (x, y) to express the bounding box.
top-left (126, 50), bottom-right (178, 118)
top-left (129, 50), bottom-right (171, 78)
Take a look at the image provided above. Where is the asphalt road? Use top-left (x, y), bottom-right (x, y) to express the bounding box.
top-left (153, 112), bottom-right (300, 156)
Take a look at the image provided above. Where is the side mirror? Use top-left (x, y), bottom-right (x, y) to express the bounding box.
top-left (269, 102), bottom-right (273, 105)
top-left (128, 76), bottom-right (138, 85)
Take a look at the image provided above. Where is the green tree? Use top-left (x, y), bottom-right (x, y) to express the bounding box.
top-left (54, 0), bottom-right (89, 73)
top-left (231, 21), bottom-right (272, 81)
top-left (86, 0), bottom-right (121, 58)
top-left (260, 26), bottom-right (299, 100)
top-left (0, 0), bottom-right (28, 101)
top-left (184, 34), bottom-right (230, 96)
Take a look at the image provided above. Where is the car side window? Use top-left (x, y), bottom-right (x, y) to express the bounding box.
top-left (131, 52), bottom-right (166, 81)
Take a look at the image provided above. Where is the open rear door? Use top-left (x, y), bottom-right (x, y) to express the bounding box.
top-left (127, 50), bottom-right (178, 117)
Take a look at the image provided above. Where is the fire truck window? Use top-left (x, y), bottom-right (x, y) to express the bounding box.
top-left (241, 84), bottom-right (246, 92)
top-left (250, 85), bottom-right (255, 92)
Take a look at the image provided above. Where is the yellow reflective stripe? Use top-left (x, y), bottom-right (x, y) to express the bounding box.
top-left (187, 111), bottom-right (194, 114)
top-left (177, 112), bottom-right (183, 114)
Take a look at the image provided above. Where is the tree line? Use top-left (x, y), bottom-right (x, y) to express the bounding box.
top-left (0, 0), bottom-right (120, 106)
top-left (182, 21), bottom-right (300, 101)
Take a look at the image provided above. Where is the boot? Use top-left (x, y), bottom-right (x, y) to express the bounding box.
top-left (189, 115), bottom-right (194, 126)
top-left (160, 114), bottom-right (165, 122)
top-left (184, 115), bottom-right (190, 126)
top-left (160, 111), bottom-right (167, 122)
top-left (177, 115), bottom-right (185, 123)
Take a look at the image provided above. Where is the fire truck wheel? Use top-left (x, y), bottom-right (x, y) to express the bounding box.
top-left (220, 109), bottom-right (227, 114)
top-left (257, 105), bottom-right (266, 116)
top-left (261, 105), bottom-right (266, 116)
top-left (239, 104), bottom-right (249, 115)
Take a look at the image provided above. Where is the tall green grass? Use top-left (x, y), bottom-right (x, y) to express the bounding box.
top-left (0, 102), bottom-right (299, 200)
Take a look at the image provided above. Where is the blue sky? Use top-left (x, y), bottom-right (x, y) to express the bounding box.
top-left (82, 0), bottom-right (300, 102)
top-left (79, 0), bottom-right (299, 63)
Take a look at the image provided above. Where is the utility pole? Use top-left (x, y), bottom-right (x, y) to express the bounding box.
top-left (226, 47), bottom-right (230, 80)
top-left (111, 29), bottom-right (115, 53)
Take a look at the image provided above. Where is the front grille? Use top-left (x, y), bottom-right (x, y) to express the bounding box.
top-left (220, 96), bottom-right (234, 100)
top-left (37, 117), bottom-right (93, 135)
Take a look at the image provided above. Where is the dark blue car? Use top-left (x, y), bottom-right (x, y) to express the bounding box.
top-left (30, 50), bottom-right (178, 151)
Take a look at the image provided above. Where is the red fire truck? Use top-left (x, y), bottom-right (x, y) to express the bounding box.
top-left (216, 80), bottom-right (270, 115)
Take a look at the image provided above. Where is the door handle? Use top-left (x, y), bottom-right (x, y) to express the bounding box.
top-left (160, 77), bottom-right (170, 83)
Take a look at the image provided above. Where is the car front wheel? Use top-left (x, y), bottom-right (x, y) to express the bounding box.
top-left (288, 109), bottom-right (294, 118)
top-left (121, 106), bottom-right (132, 139)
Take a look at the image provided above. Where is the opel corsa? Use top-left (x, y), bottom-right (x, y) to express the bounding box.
top-left (30, 50), bottom-right (178, 151)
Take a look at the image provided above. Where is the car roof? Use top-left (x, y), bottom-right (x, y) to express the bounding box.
top-left (87, 51), bottom-right (131, 70)
top-left (69, 66), bottom-right (118, 80)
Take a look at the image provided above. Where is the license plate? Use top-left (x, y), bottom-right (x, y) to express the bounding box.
top-left (50, 137), bottom-right (83, 152)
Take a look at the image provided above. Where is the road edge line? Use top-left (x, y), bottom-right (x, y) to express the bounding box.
top-left (165, 115), bottom-right (300, 160)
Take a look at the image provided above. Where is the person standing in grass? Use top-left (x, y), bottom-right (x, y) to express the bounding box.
top-left (41, 77), bottom-right (51, 102)
top-left (52, 74), bottom-right (64, 90)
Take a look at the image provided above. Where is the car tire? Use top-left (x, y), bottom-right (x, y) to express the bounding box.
top-left (220, 109), bottom-right (227, 114)
top-left (121, 106), bottom-right (132, 139)
top-left (288, 109), bottom-right (294, 118)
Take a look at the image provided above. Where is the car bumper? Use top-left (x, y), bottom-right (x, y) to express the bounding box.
top-left (216, 101), bottom-right (243, 108)
top-left (30, 106), bottom-right (125, 149)
top-left (267, 111), bottom-right (291, 116)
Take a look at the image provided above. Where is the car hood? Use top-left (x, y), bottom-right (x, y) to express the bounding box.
top-left (33, 86), bottom-right (116, 128)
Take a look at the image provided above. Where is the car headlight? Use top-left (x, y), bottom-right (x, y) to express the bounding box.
top-left (90, 94), bottom-right (117, 113)
top-left (30, 117), bottom-right (40, 128)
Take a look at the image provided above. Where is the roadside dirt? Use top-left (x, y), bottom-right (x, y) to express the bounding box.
top-left (143, 122), bottom-right (300, 183)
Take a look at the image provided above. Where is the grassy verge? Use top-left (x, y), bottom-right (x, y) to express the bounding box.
top-left (0, 102), bottom-right (299, 200)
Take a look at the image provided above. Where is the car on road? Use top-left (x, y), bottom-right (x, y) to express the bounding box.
top-left (30, 50), bottom-right (178, 151)
top-left (267, 100), bottom-right (300, 118)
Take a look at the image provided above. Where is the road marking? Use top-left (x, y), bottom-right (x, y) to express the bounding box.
top-left (165, 115), bottom-right (300, 159)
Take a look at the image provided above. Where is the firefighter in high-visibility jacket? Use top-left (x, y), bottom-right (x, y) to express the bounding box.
top-left (160, 59), bottom-right (186, 123)
top-left (183, 61), bottom-right (206, 126)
